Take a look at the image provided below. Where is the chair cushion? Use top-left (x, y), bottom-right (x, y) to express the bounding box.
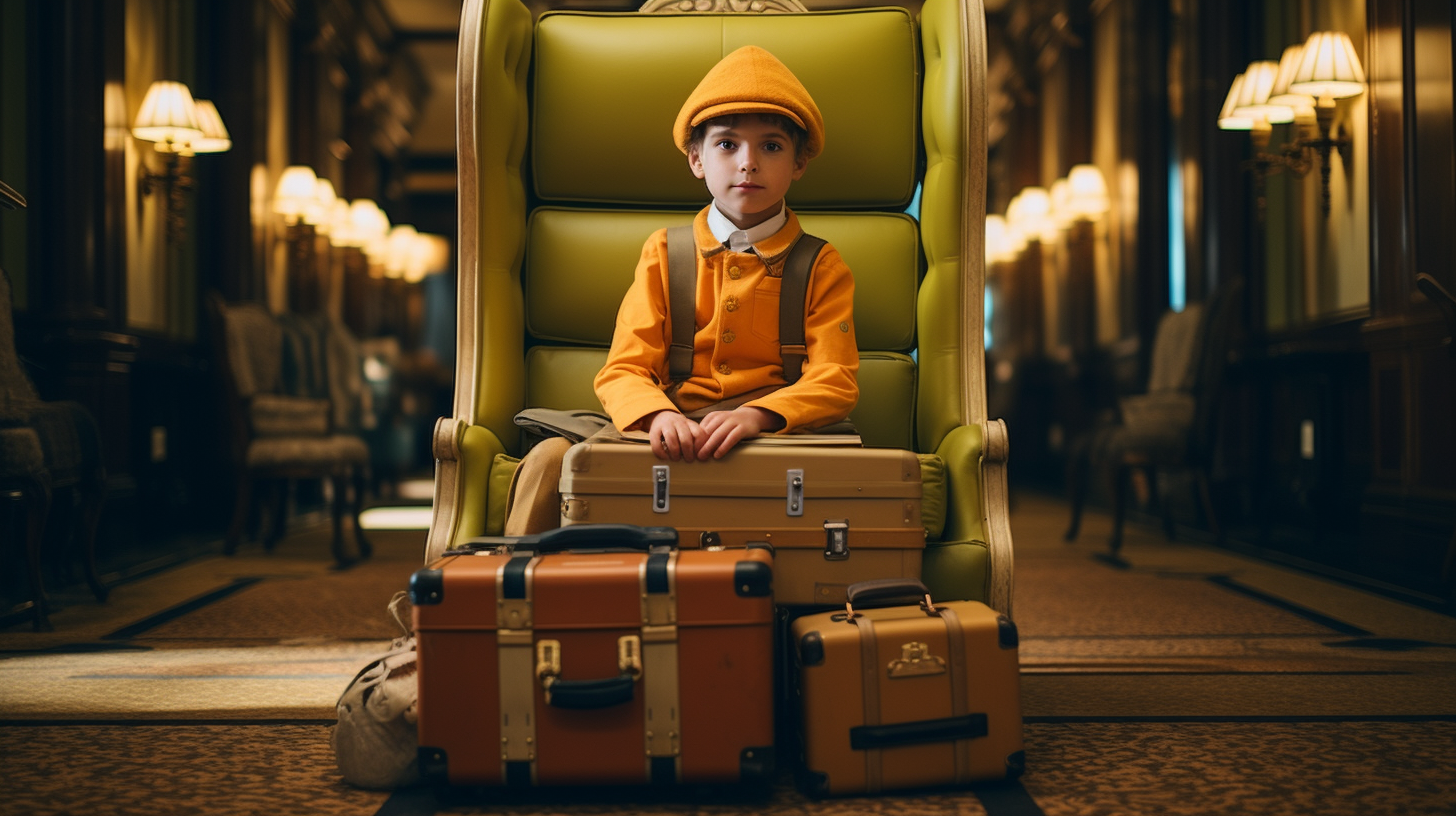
top-left (526, 208), bottom-right (919, 352)
top-left (250, 394), bottom-right (332, 438)
top-left (532, 9), bottom-right (918, 208)
top-left (245, 434), bottom-right (369, 469)
top-left (0, 427), bottom-right (45, 477)
top-left (486, 453), bottom-right (521, 537)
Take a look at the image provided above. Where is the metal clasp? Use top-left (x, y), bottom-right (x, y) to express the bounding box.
top-left (618, 634), bottom-right (642, 679)
top-left (888, 641), bottom-right (948, 678)
top-left (786, 469), bottom-right (804, 517)
top-left (652, 465), bottom-right (670, 513)
top-left (536, 639), bottom-right (561, 688)
top-left (824, 519), bottom-right (849, 560)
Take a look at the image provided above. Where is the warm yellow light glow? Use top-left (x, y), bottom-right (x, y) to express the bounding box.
top-left (1218, 74), bottom-right (1254, 131)
top-left (409, 233), bottom-right (452, 283)
top-left (1267, 44), bottom-right (1315, 109)
top-left (1009, 186), bottom-right (1056, 243)
top-left (188, 100), bottom-right (231, 153)
top-left (273, 166), bottom-right (318, 220)
top-left (984, 214), bottom-right (1017, 264)
top-left (304, 178), bottom-right (337, 228)
top-left (351, 200), bottom-right (392, 265)
top-left (1289, 31), bottom-right (1366, 99)
top-left (359, 506), bottom-right (433, 531)
top-left (384, 225), bottom-right (419, 279)
top-left (132, 81), bottom-right (202, 149)
top-left (1049, 179), bottom-right (1074, 228)
top-left (327, 199), bottom-right (356, 246)
top-left (1233, 60), bottom-right (1295, 125)
top-left (1066, 164), bottom-right (1110, 218)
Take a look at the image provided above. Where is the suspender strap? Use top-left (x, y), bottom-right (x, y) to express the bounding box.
top-left (665, 226), bottom-right (697, 383)
top-left (666, 226), bottom-right (825, 386)
top-left (779, 234), bottom-right (826, 385)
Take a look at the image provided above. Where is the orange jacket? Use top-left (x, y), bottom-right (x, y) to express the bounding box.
top-left (595, 206), bottom-right (859, 433)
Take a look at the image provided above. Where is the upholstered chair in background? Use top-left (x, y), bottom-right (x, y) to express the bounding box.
top-left (207, 293), bottom-right (372, 567)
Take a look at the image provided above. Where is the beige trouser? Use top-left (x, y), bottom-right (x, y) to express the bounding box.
top-left (503, 436), bottom-right (573, 536)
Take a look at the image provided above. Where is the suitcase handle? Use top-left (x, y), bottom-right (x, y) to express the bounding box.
top-left (522, 524), bottom-right (678, 554)
top-left (845, 578), bottom-right (937, 616)
top-left (538, 636), bottom-right (642, 709)
top-left (543, 675), bottom-right (636, 709)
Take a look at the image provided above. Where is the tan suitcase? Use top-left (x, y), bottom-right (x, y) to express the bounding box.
top-left (790, 579), bottom-right (1024, 795)
top-left (411, 524), bottom-right (776, 787)
top-left (558, 437), bottom-right (925, 606)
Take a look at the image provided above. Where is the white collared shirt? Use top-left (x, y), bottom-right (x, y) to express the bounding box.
top-left (707, 201), bottom-right (787, 252)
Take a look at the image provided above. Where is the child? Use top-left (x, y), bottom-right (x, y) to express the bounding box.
top-left (504, 46), bottom-right (858, 535)
top-left (594, 44), bottom-right (859, 461)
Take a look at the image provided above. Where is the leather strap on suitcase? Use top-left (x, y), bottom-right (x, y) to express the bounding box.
top-left (847, 580), bottom-right (983, 793)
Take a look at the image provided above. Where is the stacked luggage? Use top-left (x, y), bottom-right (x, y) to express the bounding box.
top-left (411, 439), bottom-right (1022, 795)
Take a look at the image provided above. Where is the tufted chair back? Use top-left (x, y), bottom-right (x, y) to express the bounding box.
top-left (429, 0), bottom-right (1013, 613)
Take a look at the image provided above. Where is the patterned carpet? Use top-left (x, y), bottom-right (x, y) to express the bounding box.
top-left (1, 493), bottom-right (1454, 815)
top-left (4, 721), bottom-right (1454, 816)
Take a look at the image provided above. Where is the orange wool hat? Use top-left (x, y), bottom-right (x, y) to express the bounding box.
top-left (673, 45), bottom-right (824, 160)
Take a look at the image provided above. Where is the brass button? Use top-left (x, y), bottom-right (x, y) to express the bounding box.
top-left (717, 363), bottom-right (731, 375)
top-left (840, 321), bottom-right (850, 332)
top-left (722, 330), bottom-right (736, 344)
top-left (728, 265), bottom-right (741, 280)
top-left (725, 296), bottom-right (739, 312)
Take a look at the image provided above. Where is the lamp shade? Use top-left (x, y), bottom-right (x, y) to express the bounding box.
top-left (1232, 60), bottom-right (1295, 124)
top-left (1067, 164), bottom-right (1110, 218)
top-left (304, 178), bottom-right (337, 228)
top-left (188, 100), bottom-right (231, 153)
top-left (1267, 44), bottom-right (1314, 108)
top-left (273, 166), bottom-right (318, 220)
top-left (1288, 31), bottom-right (1365, 99)
top-left (349, 199), bottom-right (391, 262)
top-left (984, 214), bottom-right (1017, 264)
top-left (1010, 186), bottom-right (1056, 243)
top-left (385, 225), bottom-right (419, 278)
top-left (132, 81), bottom-right (203, 147)
top-left (1218, 74), bottom-right (1254, 130)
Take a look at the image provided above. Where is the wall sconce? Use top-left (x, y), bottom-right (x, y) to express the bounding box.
top-left (1221, 31), bottom-right (1365, 218)
top-left (132, 81), bottom-right (230, 242)
top-left (273, 165), bottom-right (320, 225)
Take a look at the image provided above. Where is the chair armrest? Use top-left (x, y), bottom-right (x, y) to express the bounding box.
top-left (425, 418), bottom-right (507, 563)
top-left (921, 421), bottom-right (1015, 617)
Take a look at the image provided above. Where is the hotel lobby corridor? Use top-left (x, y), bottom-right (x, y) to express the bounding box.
top-left (2, 490), bottom-right (1453, 816)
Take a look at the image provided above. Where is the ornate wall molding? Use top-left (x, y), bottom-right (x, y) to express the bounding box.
top-left (639, 0), bottom-right (808, 13)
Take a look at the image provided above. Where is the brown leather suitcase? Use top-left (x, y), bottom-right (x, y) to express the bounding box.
top-left (790, 579), bottom-right (1023, 795)
top-left (410, 524), bottom-right (775, 787)
top-left (558, 437), bottom-right (925, 606)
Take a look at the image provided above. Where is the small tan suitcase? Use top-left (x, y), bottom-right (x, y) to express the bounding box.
top-left (790, 579), bottom-right (1024, 795)
top-left (558, 437), bottom-right (925, 606)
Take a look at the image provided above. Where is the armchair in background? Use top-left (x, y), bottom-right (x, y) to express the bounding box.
top-left (207, 293), bottom-right (372, 567)
top-left (1064, 277), bottom-right (1243, 555)
top-left (1, 268), bottom-right (109, 630)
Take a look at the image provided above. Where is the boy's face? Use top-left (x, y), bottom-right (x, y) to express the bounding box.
top-left (688, 118), bottom-right (807, 231)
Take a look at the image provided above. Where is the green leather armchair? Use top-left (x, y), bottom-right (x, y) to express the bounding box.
top-left (427, 0), bottom-right (1014, 615)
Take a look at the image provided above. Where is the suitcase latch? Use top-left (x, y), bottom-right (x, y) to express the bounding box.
top-left (823, 519), bottom-right (850, 560)
top-left (888, 641), bottom-right (947, 678)
top-left (652, 465), bottom-right (670, 514)
top-left (786, 469), bottom-right (804, 517)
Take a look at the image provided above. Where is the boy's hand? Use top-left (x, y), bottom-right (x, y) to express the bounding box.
top-left (697, 407), bottom-right (785, 459)
top-left (647, 410), bottom-right (706, 461)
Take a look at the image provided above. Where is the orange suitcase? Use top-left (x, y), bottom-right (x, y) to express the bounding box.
top-left (790, 579), bottom-right (1024, 795)
top-left (411, 524), bottom-right (775, 787)
top-left (558, 437), bottom-right (925, 606)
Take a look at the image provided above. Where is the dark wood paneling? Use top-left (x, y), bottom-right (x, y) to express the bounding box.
top-left (1410, 0), bottom-right (1455, 289)
top-left (25, 0), bottom-right (124, 326)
